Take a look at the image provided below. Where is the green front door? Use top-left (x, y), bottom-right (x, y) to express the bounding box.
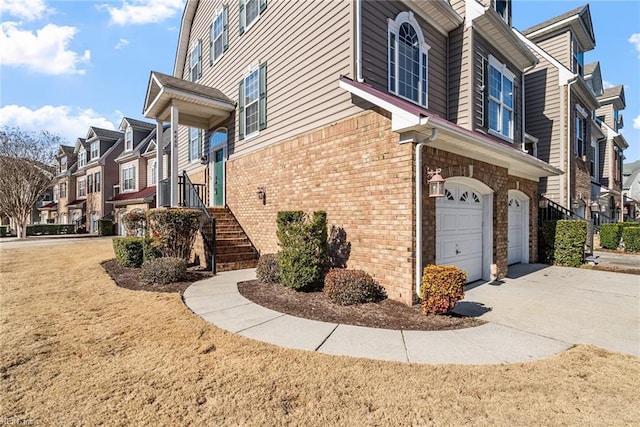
top-left (213, 149), bottom-right (224, 206)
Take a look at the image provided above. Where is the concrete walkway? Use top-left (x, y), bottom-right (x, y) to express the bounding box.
top-left (184, 268), bottom-right (584, 365)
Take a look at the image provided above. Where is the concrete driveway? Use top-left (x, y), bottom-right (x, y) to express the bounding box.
top-left (453, 264), bottom-right (640, 357)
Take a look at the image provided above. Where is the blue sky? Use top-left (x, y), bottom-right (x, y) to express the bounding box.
top-left (1, 0), bottom-right (639, 162)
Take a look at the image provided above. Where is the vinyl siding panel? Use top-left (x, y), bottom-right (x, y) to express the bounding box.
top-left (536, 31), bottom-right (571, 70)
top-left (595, 104), bottom-right (615, 130)
top-left (178, 0), bottom-right (358, 173)
top-left (447, 24), bottom-right (471, 126)
top-left (360, 0), bottom-right (448, 118)
top-left (449, 0), bottom-right (466, 17)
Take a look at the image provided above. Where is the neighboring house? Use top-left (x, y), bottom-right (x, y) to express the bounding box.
top-left (70, 127), bottom-right (124, 233)
top-left (107, 117), bottom-right (169, 235)
top-left (623, 160), bottom-right (640, 221)
top-left (48, 144), bottom-right (78, 225)
top-left (516, 4), bottom-right (602, 222)
top-left (142, 0), bottom-right (562, 304)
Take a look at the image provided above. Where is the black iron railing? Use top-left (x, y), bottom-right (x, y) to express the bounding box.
top-left (538, 196), bottom-right (583, 225)
top-left (180, 171), bottom-right (217, 274)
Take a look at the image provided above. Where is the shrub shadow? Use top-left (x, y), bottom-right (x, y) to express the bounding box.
top-left (451, 301), bottom-right (492, 318)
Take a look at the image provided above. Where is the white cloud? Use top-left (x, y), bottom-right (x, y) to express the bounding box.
top-left (101, 0), bottom-right (184, 26)
top-left (603, 80), bottom-right (615, 89)
top-left (0, 105), bottom-right (116, 143)
top-left (0, 22), bottom-right (90, 75)
top-left (0, 0), bottom-right (50, 21)
top-left (629, 33), bottom-right (640, 58)
top-left (115, 38), bottom-right (130, 49)
top-left (633, 114), bottom-right (640, 130)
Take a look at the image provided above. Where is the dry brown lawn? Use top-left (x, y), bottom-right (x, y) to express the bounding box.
top-left (1, 239), bottom-right (639, 426)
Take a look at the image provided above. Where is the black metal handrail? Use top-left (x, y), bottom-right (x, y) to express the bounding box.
top-left (180, 171), bottom-right (217, 274)
top-left (538, 196), bottom-right (583, 226)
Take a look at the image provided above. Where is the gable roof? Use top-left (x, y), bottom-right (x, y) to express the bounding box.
top-left (174, 0), bottom-right (198, 78)
top-left (522, 4), bottom-right (595, 51)
top-left (583, 61), bottom-right (603, 96)
top-left (87, 126), bottom-right (123, 141)
top-left (120, 117), bottom-right (156, 131)
top-left (597, 85), bottom-right (626, 110)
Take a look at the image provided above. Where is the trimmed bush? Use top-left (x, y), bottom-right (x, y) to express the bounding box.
top-left (554, 220), bottom-right (587, 267)
top-left (256, 253), bottom-right (280, 284)
top-left (140, 257), bottom-right (187, 285)
top-left (98, 219), bottom-right (115, 236)
top-left (600, 223), bottom-right (622, 249)
top-left (0, 226), bottom-right (8, 237)
top-left (420, 265), bottom-right (466, 315)
top-left (323, 269), bottom-right (386, 306)
top-left (276, 211), bottom-right (328, 291)
top-left (146, 208), bottom-right (202, 260)
top-left (113, 237), bottom-right (144, 267)
top-left (122, 210), bottom-right (146, 236)
top-left (540, 220), bottom-right (557, 264)
top-left (143, 237), bottom-right (162, 263)
top-left (622, 227), bottom-right (640, 252)
top-left (26, 224), bottom-right (75, 236)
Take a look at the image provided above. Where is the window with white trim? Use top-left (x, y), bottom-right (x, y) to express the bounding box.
top-left (494, 0), bottom-right (511, 26)
top-left (78, 178), bottom-right (86, 198)
top-left (189, 40), bottom-right (202, 82)
top-left (78, 150), bottom-right (86, 168)
top-left (388, 12), bottom-right (430, 108)
top-left (151, 159), bottom-right (157, 185)
top-left (238, 62), bottom-right (267, 140)
top-left (95, 172), bottom-right (101, 192)
top-left (210, 5), bottom-right (228, 64)
top-left (125, 128), bottom-right (133, 151)
top-left (188, 128), bottom-right (203, 162)
top-left (239, 0), bottom-right (266, 35)
top-left (90, 141), bottom-right (99, 160)
top-left (60, 182), bottom-right (67, 199)
top-left (87, 174), bottom-right (94, 193)
top-left (488, 56), bottom-right (515, 140)
top-left (572, 37), bottom-right (584, 76)
top-left (60, 156), bottom-right (67, 173)
top-left (575, 108), bottom-right (587, 157)
top-left (122, 166), bottom-right (136, 192)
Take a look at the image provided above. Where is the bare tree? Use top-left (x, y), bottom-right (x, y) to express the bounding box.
top-left (0, 127), bottom-right (58, 238)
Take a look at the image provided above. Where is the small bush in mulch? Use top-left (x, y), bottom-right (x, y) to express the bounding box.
top-left (256, 253), bottom-right (280, 284)
top-left (420, 265), bottom-right (466, 315)
top-left (113, 237), bottom-right (144, 267)
top-left (323, 269), bottom-right (386, 306)
top-left (140, 257), bottom-right (187, 285)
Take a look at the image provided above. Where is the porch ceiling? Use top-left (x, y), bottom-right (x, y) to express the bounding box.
top-left (143, 71), bottom-right (236, 129)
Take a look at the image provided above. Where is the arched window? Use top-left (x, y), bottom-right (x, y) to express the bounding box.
top-left (388, 12), bottom-right (430, 107)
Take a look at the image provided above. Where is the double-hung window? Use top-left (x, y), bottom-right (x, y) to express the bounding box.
top-left (60, 157), bottom-right (67, 173)
top-left (238, 62), bottom-right (267, 140)
top-left (210, 5), bottom-right (228, 64)
top-left (78, 150), bottom-right (86, 168)
top-left (125, 128), bottom-right (133, 151)
top-left (487, 56), bottom-right (515, 140)
top-left (189, 40), bottom-right (202, 82)
top-left (123, 166), bottom-right (135, 192)
top-left (189, 128), bottom-right (203, 162)
top-left (239, 0), bottom-right (266, 35)
top-left (87, 174), bottom-right (94, 193)
top-left (90, 141), bottom-right (99, 160)
top-left (388, 12), bottom-right (430, 108)
top-left (494, 0), bottom-right (511, 26)
top-left (575, 107), bottom-right (588, 157)
top-left (78, 178), bottom-right (86, 198)
top-left (60, 182), bottom-right (67, 199)
top-left (95, 172), bottom-right (101, 192)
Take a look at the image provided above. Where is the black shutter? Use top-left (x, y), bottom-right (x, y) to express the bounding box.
top-left (238, 80), bottom-right (245, 140)
top-left (239, 0), bottom-right (245, 35)
top-left (259, 62), bottom-right (267, 130)
top-left (223, 4), bottom-right (229, 51)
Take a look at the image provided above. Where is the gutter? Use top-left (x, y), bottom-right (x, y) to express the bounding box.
top-left (567, 77), bottom-right (578, 210)
top-left (355, 0), bottom-right (364, 82)
top-left (415, 128), bottom-right (439, 299)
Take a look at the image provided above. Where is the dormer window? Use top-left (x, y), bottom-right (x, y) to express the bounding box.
top-left (60, 157), bottom-right (67, 173)
top-left (572, 37), bottom-right (584, 76)
top-left (78, 150), bottom-right (86, 168)
top-left (494, 0), bottom-right (511, 26)
top-left (388, 12), bottom-right (430, 108)
top-left (90, 141), bottom-right (99, 160)
top-left (125, 128), bottom-right (133, 151)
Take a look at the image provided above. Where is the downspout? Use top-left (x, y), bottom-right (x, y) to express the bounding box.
top-left (567, 78), bottom-right (577, 211)
top-left (355, 0), bottom-right (364, 82)
top-left (415, 128), bottom-right (439, 299)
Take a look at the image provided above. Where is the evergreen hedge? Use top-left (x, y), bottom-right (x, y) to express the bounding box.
top-left (276, 210), bottom-right (327, 291)
top-left (540, 220), bottom-right (557, 264)
top-left (146, 208), bottom-right (202, 260)
top-left (26, 224), bottom-right (75, 236)
top-left (599, 223), bottom-right (622, 249)
top-left (98, 219), bottom-right (115, 236)
top-left (553, 220), bottom-right (587, 267)
top-left (622, 227), bottom-right (640, 252)
top-left (113, 237), bottom-right (144, 267)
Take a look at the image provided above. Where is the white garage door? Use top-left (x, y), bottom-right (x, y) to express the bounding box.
top-left (436, 183), bottom-right (484, 282)
top-left (508, 197), bottom-right (523, 265)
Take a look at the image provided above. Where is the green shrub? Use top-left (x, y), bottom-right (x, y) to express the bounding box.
top-left (554, 220), bottom-right (587, 267)
top-left (140, 257), bottom-right (187, 285)
top-left (622, 227), bottom-right (640, 252)
top-left (26, 224), bottom-right (75, 236)
top-left (142, 237), bottom-right (162, 263)
top-left (113, 237), bottom-right (144, 267)
top-left (323, 269), bottom-right (386, 306)
top-left (98, 219), bottom-right (115, 236)
top-left (420, 265), bottom-right (466, 315)
top-left (256, 253), bottom-right (280, 284)
top-left (276, 211), bottom-right (327, 291)
top-left (0, 226), bottom-right (8, 237)
top-left (540, 221), bottom-right (557, 264)
top-left (122, 210), bottom-right (146, 236)
top-left (599, 223), bottom-right (622, 249)
top-left (146, 208), bottom-right (202, 260)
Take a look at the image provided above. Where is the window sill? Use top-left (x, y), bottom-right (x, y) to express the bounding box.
top-left (487, 128), bottom-right (514, 144)
top-left (389, 90), bottom-right (428, 109)
top-left (243, 130), bottom-right (260, 141)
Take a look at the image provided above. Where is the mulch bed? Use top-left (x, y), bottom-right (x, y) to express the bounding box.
top-left (101, 259), bottom-right (213, 295)
top-left (102, 260), bottom-right (484, 331)
top-left (237, 280), bottom-right (484, 331)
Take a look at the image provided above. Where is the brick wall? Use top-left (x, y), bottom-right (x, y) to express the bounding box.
top-left (226, 109), bottom-right (417, 304)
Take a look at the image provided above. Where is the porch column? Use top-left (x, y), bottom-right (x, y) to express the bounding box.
top-left (170, 104), bottom-right (179, 207)
top-left (156, 119), bottom-right (164, 208)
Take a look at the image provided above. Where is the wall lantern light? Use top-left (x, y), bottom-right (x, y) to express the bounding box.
top-left (256, 186), bottom-right (266, 204)
top-left (425, 168), bottom-right (445, 198)
top-left (590, 200), bottom-right (600, 211)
